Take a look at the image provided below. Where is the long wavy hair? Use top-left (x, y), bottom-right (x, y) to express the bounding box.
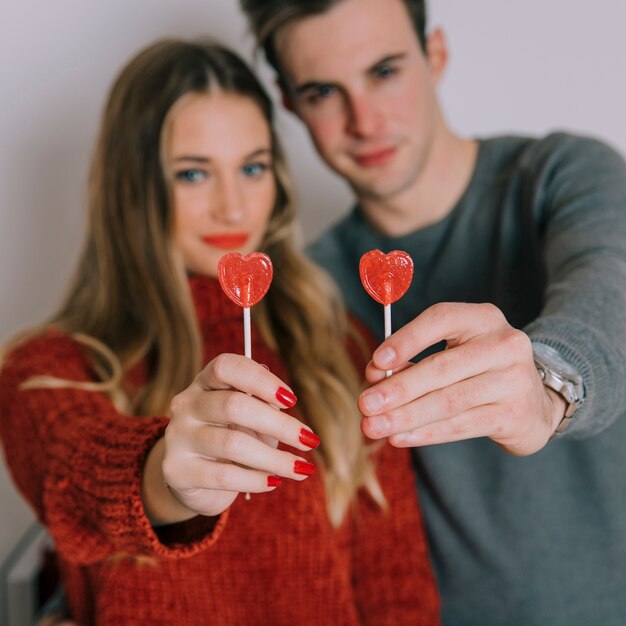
top-left (23, 39), bottom-right (384, 527)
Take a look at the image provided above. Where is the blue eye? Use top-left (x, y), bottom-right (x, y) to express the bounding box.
top-left (175, 169), bottom-right (206, 183)
top-left (241, 162), bottom-right (269, 178)
top-left (374, 64), bottom-right (396, 79)
top-left (308, 84), bottom-right (336, 103)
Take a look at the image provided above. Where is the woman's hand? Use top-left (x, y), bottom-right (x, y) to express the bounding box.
top-left (144, 353), bottom-right (319, 523)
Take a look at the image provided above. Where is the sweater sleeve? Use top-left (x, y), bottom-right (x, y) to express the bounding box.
top-left (0, 331), bottom-right (228, 565)
top-left (522, 134), bottom-right (626, 438)
top-left (351, 443), bottom-right (441, 625)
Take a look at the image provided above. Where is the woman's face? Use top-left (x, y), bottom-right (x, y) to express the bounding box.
top-left (167, 90), bottom-right (276, 277)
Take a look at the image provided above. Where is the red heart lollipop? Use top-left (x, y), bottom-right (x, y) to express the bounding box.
top-left (218, 252), bottom-right (273, 308)
top-left (359, 249), bottom-right (413, 305)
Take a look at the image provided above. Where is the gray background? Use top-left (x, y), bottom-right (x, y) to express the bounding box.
top-left (1, 0), bottom-right (625, 573)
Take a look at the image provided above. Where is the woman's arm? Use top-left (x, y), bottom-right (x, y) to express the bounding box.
top-left (1, 331), bottom-right (320, 562)
top-left (0, 331), bottom-right (221, 563)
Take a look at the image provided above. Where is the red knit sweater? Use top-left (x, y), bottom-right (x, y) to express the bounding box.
top-left (0, 277), bottom-right (440, 625)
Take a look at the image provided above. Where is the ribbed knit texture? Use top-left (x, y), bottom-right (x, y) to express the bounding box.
top-left (0, 276), bottom-right (440, 625)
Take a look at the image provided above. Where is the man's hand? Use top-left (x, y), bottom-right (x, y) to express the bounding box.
top-left (359, 303), bottom-right (567, 456)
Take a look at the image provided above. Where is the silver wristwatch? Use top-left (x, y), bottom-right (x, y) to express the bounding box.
top-left (532, 342), bottom-right (585, 437)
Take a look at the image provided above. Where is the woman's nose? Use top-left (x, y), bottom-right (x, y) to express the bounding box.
top-left (212, 177), bottom-right (245, 224)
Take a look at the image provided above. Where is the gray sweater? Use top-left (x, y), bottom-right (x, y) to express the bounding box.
top-left (309, 133), bottom-right (626, 626)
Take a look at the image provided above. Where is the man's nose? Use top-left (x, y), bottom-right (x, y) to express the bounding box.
top-left (346, 93), bottom-right (385, 138)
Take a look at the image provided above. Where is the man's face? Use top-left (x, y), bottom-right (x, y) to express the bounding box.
top-left (275, 0), bottom-right (444, 204)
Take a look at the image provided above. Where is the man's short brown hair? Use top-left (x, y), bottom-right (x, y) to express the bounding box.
top-left (240, 0), bottom-right (427, 76)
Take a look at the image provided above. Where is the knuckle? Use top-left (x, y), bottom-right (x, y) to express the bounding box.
top-left (505, 362), bottom-right (532, 392)
top-left (450, 418), bottom-right (465, 437)
top-left (163, 422), bottom-right (186, 452)
top-left (161, 455), bottom-right (178, 486)
top-left (442, 387), bottom-right (462, 416)
top-left (428, 302), bottom-right (452, 326)
top-left (222, 391), bottom-right (244, 420)
top-left (275, 415), bottom-right (293, 443)
top-left (169, 392), bottom-right (189, 418)
top-left (503, 328), bottom-right (532, 356)
top-left (476, 408), bottom-right (498, 434)
top-left (481, 302), bottom-right (506, 324)
top-left (221, 430), bottom-right (243, 459)
top-left (430, 350), bottom-right (452, 378)
top-left (210, 463), bottom-right (231, 490)
top-left (497, 402), bottom-right (516, 429)
top-left (419, 426), bottom-right (435, 443)
top-left (211, 353), bottom-right (235, 382)
top-left (163, 423), bottom-right (176, 446)
top-left (384, 377), bottom-right (406, 404)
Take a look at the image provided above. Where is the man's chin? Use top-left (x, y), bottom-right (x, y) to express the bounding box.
top-left (349, 175), bottom-right (413, 203)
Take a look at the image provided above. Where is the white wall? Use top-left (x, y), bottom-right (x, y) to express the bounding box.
top-left (1, 0), bottom-right (624, 572)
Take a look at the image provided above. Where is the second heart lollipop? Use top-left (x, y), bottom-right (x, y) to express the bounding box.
top-left (360, 249), bottom-right (414, 376)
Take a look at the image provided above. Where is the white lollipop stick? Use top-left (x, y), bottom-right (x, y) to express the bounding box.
top-left (384, 304), bottom-right (392, 378)
top-left (243, 306), bottom-right (252, 500)
top-left (244, 307), bottom-right (252, 359)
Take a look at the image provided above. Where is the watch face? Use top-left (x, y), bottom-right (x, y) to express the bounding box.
top-left (532, 343), bottom-right (582, 383)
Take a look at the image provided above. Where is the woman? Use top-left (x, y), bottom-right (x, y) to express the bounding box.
top-left (0, 39), bottom-right (439, 625)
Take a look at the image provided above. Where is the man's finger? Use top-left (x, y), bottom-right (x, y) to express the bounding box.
top-left (385, 404), bottom-right (504, 447)
top-left (360, 332), bottom-right (516, 416)
top-left (361, 369), bottom-right (508, 438)
top-left (371, 302), bottom-right (507, 371)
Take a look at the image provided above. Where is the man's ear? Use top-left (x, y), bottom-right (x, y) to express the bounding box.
top-left (426, 27), bottom-right (448, 84)
top-left (276, 78), bottom-right (295, 113)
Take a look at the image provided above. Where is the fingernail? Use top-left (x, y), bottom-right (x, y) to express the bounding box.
top-left (374, 346), bottom-right (396, 368)
top-left (362, 391), bottom-right (385, 414)
top-left (294, 460), bottom-right (316, 476)
top-left (367, 415), bottom-right (390, 436)
top-left (267, 475), bottom-right (282, 488)
top-left (276, 386), bottom-right (297, 408)
top-left (299, 428), bottom-right (320, 449)
top-left (392, 431), bottom-right (410, 442)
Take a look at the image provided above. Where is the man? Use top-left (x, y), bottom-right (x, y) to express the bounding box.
top-left (240, 0), bottom-right (626, 624)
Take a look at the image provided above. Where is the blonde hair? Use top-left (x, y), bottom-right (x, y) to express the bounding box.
top-left (17, 39), bottom-right (385, 526)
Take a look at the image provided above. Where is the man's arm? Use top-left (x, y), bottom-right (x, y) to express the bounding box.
top-left (358, 135), bottom-right (626, 454)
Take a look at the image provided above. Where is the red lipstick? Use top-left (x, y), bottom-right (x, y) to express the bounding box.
top-left (202, 233), bottom-right (249, 249)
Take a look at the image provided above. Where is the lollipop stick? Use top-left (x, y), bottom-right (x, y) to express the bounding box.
top-left (242, 306), bottom-right (252, 500)
top-left (243, 307), bottom-right (251, 359)
top-left (384, 304), bottom-right (392, 378)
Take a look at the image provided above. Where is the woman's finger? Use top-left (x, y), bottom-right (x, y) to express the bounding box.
top-left (196, 426), bottom-right (316, 480)
top-left (172, 456), bottom-right (284, 494)
top-left (185, 388), bottom-right (319, 451)
top-left (195, 353), bottom-right (298, 409)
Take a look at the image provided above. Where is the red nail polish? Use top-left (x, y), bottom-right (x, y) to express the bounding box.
top-left (299, 428), bottom-right (320, 449)
top-left (267, 475), bottom-right (282, 488)
top-left (294, 460), bottom-right (316, 476)
top-left (276, 386), bottom-right (297, 407)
